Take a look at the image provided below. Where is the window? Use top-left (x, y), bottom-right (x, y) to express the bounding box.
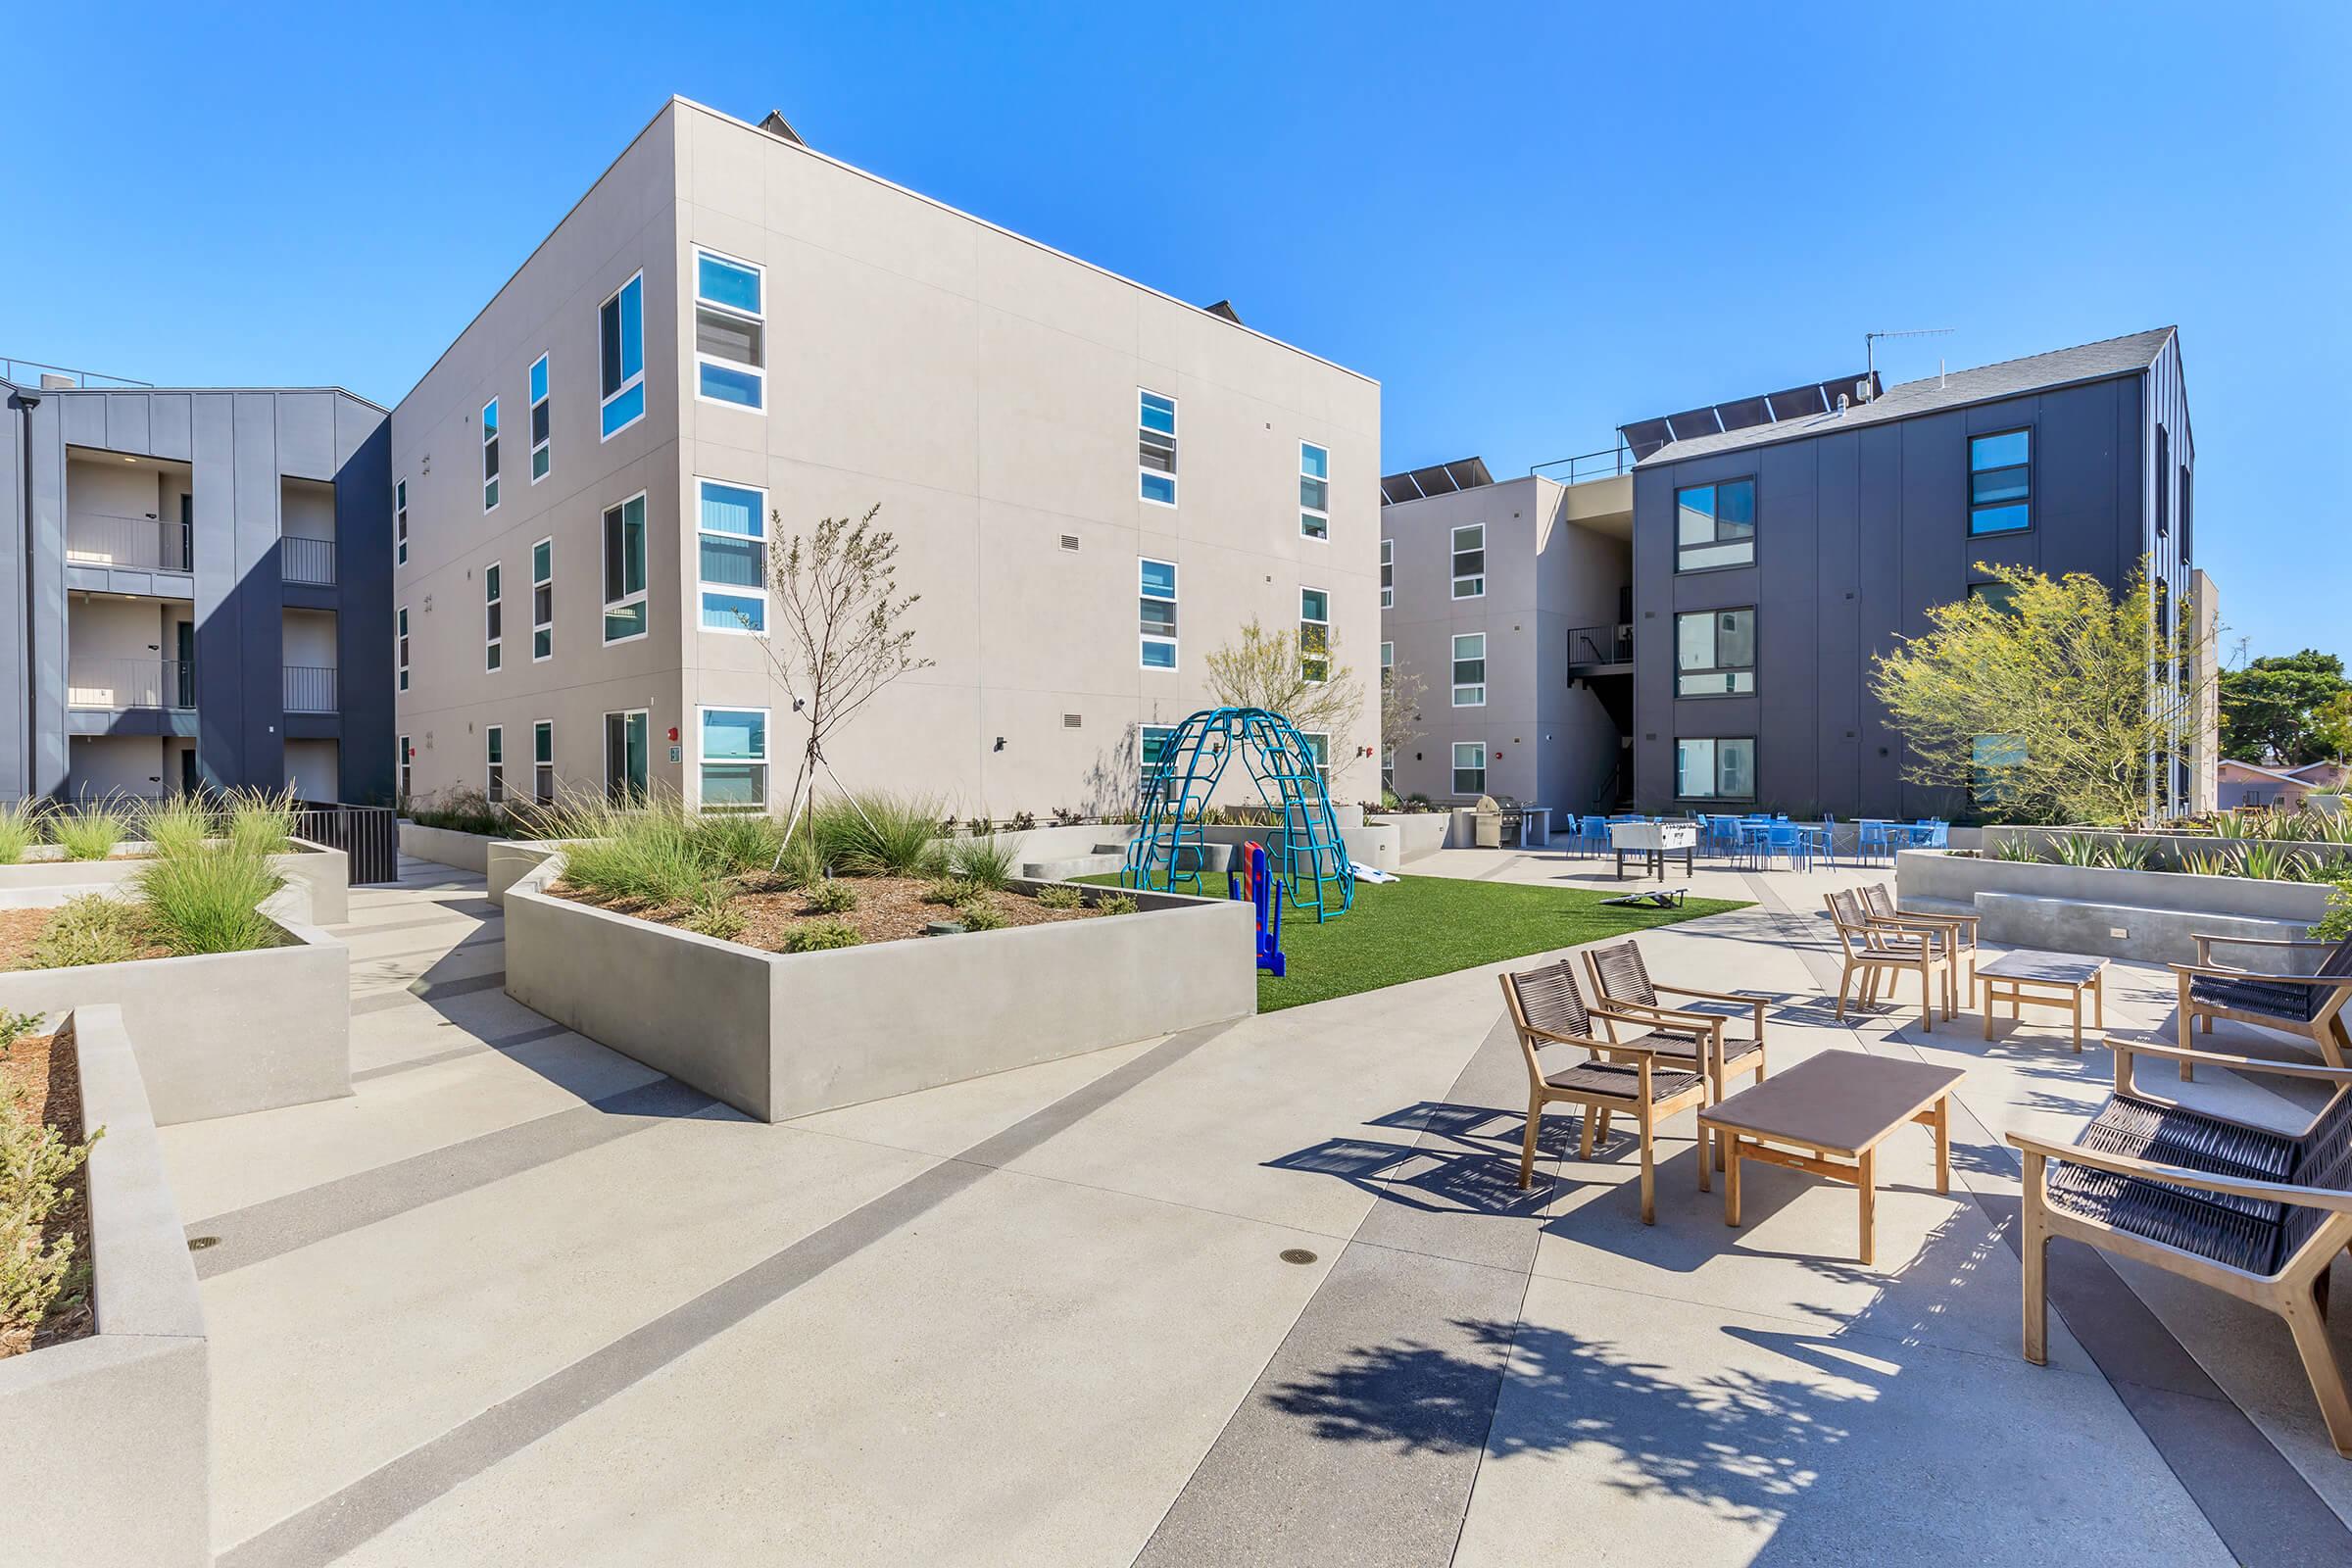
top-left (604, 710), bottom-right (649, 804)
top-left (1968, 581), bottom-right (2021, 615)
top-left (2154, 426), bottom-right (2169, 539)
top-left (1676, 478), bottom-right (1755, 570)
top-left (481, 398), bottom-right (501, 512)
top-left (1380, 640), bottom-right (1393, 689)
top-left (1381, 745), bottom-right (1396, 796)
top-left (2180, 466), bottom-right (2193, 563)
top-left (1299, 587), bottom-right (1330, 683)
top-left (394, 479), bottom-right (408, 566)
top-left (531, 538), bottom-right (553, 662)
top-left (529, 355), bottom-right (551, 481)
top-left (1300, 731), bottom-right (1331, 785)
top-left (1675, 608), bottom-right (1754, 697)
top-left (398, 734), bottom-right (412, 802)
top-left (484, 563), bottom-right (503, 671)
top-left (602, 493), bottom-right (648, 644)
top-left (396, 606), bottom-right (410, 693)
top-left (1972, 734), bottom-right (2028, 807)
top-left (1139, 558), bottom-right (1178, 668)
top-left (699, 707), bottom-right (768, 807)
top-left (1969, 430), bottom-right (2030, 535)
top-left (1140, 724), bottom-right (1174, 801)
top-left (1380, 538), bottom-right (1393, 609)
top-left (1138, 390), bottom-right (1177, 505)
top-left (697, 480), bottom-right (767, 634)
top-left (1451, 742), bottom-right (1486, 797)
top-left (598, 271), bottom-right (646, 438)
top-left (1450, 525), bottom-right (1485, 598)
top-left (533, 719), bottom-right (554, 806)
top-left (485, 725), bottom-right (506, 805)
top-left (1675, 737), bottom-right (1755, 800)
top-left (1451, 632), bottom-right (1486, 707)
top-left (694, 249), bottom-right (765, 410)
top-left (1299, 442), bottom-right (1330, 539)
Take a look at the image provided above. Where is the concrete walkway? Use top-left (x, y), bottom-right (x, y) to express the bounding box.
top-left (160, 851), bottom-right (2352, 1565)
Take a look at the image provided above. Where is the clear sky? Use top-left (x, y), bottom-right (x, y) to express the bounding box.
top-left (10, 1), bottom-right (2343, 658)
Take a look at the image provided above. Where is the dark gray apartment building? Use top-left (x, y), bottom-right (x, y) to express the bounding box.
top-left (1, 369), bottom-right (394, 805)
top-left (1620, 326), bottom-right (2208, 820)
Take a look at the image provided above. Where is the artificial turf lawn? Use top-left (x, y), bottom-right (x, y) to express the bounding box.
top-left (1082, 870), bottom-right (1747, 1012)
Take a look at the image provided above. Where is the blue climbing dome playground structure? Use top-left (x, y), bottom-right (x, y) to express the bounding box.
top-left (1119, 707), bottom-right (1355, 922)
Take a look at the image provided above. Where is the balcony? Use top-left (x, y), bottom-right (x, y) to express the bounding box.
top-left (68, 658), bottom-right (195, 711)
top-left (282, 534), bottom-right (337, 586)
top-left (66, 512), bottom-right (193, 573)
top-left (1566, 622), bottom-right (1634, 673)
top-left (283, 664), bottom-right (338, 713)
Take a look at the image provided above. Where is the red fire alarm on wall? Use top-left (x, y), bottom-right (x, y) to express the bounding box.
top-left (666, 726), bottom-right (680, 743)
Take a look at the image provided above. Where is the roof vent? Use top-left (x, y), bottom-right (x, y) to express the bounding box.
top-left (1203, 300), bottom-right (1243, 325)
top-left (758, 110), bottom-right (805, 146)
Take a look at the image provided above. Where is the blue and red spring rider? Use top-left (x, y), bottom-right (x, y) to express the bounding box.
top-left (1229, 841), bottom-right (1287, 977)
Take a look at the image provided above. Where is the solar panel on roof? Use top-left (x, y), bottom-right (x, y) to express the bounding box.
top-left (1664, 407), bottom-right (1724, 441)
top-left (1714, 396), bottom-right (1773, 432)
top-left (1620, 418), bottom-right (1673, 461)
top-left (1763, 384), bottom-right (1828, 419)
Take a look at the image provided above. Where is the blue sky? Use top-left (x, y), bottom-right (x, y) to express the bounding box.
top-left (10, 1), bottom-right (2343, 658)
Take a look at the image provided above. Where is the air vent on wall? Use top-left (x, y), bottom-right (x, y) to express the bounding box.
top-left (1062, 713), bottom-right (1083, 729)
top-left (1059, 534), bottom-right (1080, 552)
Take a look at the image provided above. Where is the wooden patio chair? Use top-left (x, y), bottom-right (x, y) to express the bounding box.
top-left (1498, 958), bottom-right (1710, 1222)
top-left (2010, 1034), bottom-right (2352, 1456)
top-left (1859, 882), bottom-right (1978, 1008)
top-left (2171, 932), bottom-right (2352, 1081)
top-left (1823, 889), bottom-right (1948, 1032)
top-left (1584, 938), bottom-right (1768, 1168)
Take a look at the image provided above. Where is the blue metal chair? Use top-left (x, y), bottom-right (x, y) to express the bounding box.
top-left (1858, 819), bottom-right (1891, 867)
top-left (1768, 820), bottom-right (1812, 870)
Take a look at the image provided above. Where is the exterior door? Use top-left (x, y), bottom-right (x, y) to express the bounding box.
top-left (604, 710), bottom-right (648, 803)
top-left (174, 621), bottom-right (195, 709)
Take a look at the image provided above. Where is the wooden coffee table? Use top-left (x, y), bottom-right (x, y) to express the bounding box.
top-left (1697, 1051), bottom-right (1964, 1266)
top-left (1976, 950), bottom-right (2108, 1053)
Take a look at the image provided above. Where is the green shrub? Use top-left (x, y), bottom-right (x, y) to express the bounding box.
top-left (51, 808), bottom-right (126, 861)
top-left (948, 835), bottom-right (1016, 892)
top-left (555, 797), bottom-right (714, 907)
top-left (226, 787), bottom-right (297, 858)
top-left (24, 896), bottom-right (146, 969)
top-left (0, 800), bottom-right (42, 865)
top-left (955, 898), bottom-right (1005, 931)
top-left (0, 1011), bottom-right (43, 1054)
top-left (775, 831), bottom-right (827, 890)
top-left (2316, 877), bottom-right (2352, 943)
top-left (134, 845), bottom-right (283, 956)
top-left (813, 792), bottom-right (945, 877)
top-left (1, 1078), bottom-right (100, 1353)
top-left (140, 796), bottom-right (215, 858)
top-left (687, 811), bottom-right (784, 878)
top-left (682, 883), bottom-right (747, 941)
top-left (804, 878), bottom-right (859, 914)
top-left (1032, 884), bottom-right (1084, 909)
top-left (779, 917), bottom-right (862, 953)
top-left (1097, 893), bottom-right (1138, 916)
top-left (409, 788), bottom-right (506, 836)
top-left (923, 875), bottom-right (976, 906)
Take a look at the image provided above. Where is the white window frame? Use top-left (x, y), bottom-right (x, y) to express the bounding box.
top-left (1379, 537), bottom-right (1392, 608)
top-left (532, 718), bottom-right (554, 806)
top-left (696, 705), bottom-right (770, 808)
top-left (696, 478), bottom-right (769, 637)
top-left (1138, 389), bottom-right (1178, 507)
top-left (603, 708), bottom-right (650, 804)
top-left (531, 537), bottom-right (553, 662)
top-left (1139, 556), bottom-right (1178, 669)
top-left (1451, 632), bottom-right (1486, 707)
top-left (1298, 441), bottom-right (1330, 540)
top-left (396, 606), bottom-right (409, 693)
top-left (481, 397), bottom-right (500, 513)
top-left (1299, 586), bottom-right (1330, 685)
top-left (1140, 723), bottom-right (1176, 799)
top-left (1451, 524), bottom-right (1486, 599)
top-left (1299, 730), bottom-right (1332, 784)
top-left (692, 248), bottom-right (766, 412)
top-left (1452, 741), bottom-right (1487, 797)
top-left (394, 479), bottom-right (408, 567)
top-left (1381, 745), bottom-right (1396, 796)
top-left (602, 492), bottom-right (650, 646)
top-left (1380, 640), bottom-right (1394, 688)
top-left (484, 562), bottom-right (503, 672)
top-left (598, 270), bottom-right (646, 441)
top-left (485, 724), bottom-right (506, 805)
top-left (529, 354), bottom-right (551, 482)
top-left (398, 733), bottom-right (412, 802)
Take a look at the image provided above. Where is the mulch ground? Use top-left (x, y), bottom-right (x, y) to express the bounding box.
top-left (557, 872), bottom-right (1106, 953)
top-left (0, 1031), bottom-right (97, 1358)
top-left (0, 907), bottom-right (50, 970)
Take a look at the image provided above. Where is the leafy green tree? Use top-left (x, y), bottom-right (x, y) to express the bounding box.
top-left (1869, 560), bottom-right (2213, 827)
top-left (2220, 649), bottom-right (2351, 764)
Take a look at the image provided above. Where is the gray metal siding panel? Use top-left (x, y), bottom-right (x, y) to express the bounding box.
top-left (232, 393), bottom-right (284, 787)
top-left (274, 392), bottom-right (337, 481)
top-left (150, 392), bottom-right (191, 462)
top-left (58, 393), bottom-right (105, 450)
top-left (104, 392), bottom-right (151, 455)
top-left (26, 400), bottom-right (69, 796)
top-left (189, 394), bottom-right (239, 790)
top-left (333, 398), bottom-right (394, 803)
top-left (0, 399), bottom-right (24, 799)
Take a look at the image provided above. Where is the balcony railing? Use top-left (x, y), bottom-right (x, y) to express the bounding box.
top-left (1566, 623), bottom-right (1634, 668)
top-left (1531, 444), bottom-right (1637, 484)
top-left (66, 512), bottom-right (192, 573)
top-left (67, 658), bottom-right (195, 710)
top-left (283, 664), bottom-right (338, 713)
top-left (2, 355), bottom-right (152, 390)
top-left (282, 534), bottom-right (337, 586)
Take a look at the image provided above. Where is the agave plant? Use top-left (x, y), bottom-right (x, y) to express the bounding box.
top-left (2179, 847), bottom-right (2235, 877)
top-left (2213, 811), bottom-right (2257, 840)
top-left (2104, 836), bottom-right (2153, 870)
top-left (1988, 833), bottom-right (2039, 862)
top-left (2235, 842), bottom-right (2308, 882)
top-left (2051, 833), bottom-right (2105, 867)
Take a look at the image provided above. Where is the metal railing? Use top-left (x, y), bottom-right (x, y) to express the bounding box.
top-left (281, 534), bottom-right (336, 585)
top-left (295, 800), bottom-right (399, 885)
top-left (1565, 624), bottom-right (1635, 666)
top-left (283, 664), bottom-right (338, 712)
top-left (3, 355), bottom-right (153, 390)
top-left (67, 658), bottom-right (196, 710)
top-left (66, 511), bottom-right (192, 573)
top-left (1531, 444), bottom-right (1636, 483)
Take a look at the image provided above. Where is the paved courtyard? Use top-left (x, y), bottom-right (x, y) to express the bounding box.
top-left (163, 847), bottom-right (2352, 1566)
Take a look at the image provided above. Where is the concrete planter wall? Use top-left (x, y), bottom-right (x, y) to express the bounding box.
top-left (1981, 825), bottom-right (2352, 875)
top-left (1369, 813), bottom-right (1454, 861)
top-left (486, 838), bottom-right (573, 905)
top-left (0, 884), bottom-right (350, 1124)
top-left (398, 820), bottom-right (497, 873)
top-left (0, 839), bottom-right (347, 924)
top-left (505, 852), bottom-right (1256, 1122)
top-left (0, 1005), bottom-right (210, 1568)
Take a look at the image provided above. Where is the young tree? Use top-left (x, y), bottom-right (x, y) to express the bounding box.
top-left (1869, 560), bottom-right (2215, 827)
top-left (1379, 655), bottom-right (1427, 799)
top-left (1202, 616), bottom-right (1366, 774)
top-left (2220, 649), bottom-right (2352, 763)
top-left (737, 504), bottom-right (932, 849)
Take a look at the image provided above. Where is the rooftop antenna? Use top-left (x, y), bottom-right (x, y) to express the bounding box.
top-left (1865, 326), bottom-right (1955, 385)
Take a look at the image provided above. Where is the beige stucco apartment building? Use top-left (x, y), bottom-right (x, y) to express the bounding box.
top-left (391, 98), bottom-right (1381, 818)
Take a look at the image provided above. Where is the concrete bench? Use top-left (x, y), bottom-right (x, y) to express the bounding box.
top-left (1973, 890), bottom-right (2313, 967)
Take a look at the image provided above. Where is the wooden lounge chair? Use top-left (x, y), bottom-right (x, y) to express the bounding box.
top-left (1584, 938), bottom-right (1768, 1168)
top-left (1824, 889), bottom-right (1948, 1031)
top-left (1498, 958), bottom-right (1710, 1221)
top-left (2171, 933), bottom-right (2352, 1080)
top-left (2010, 1035), bottom-right (2352, 1456)
top-left (1860, 882), bottom-right (1978, 1005)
